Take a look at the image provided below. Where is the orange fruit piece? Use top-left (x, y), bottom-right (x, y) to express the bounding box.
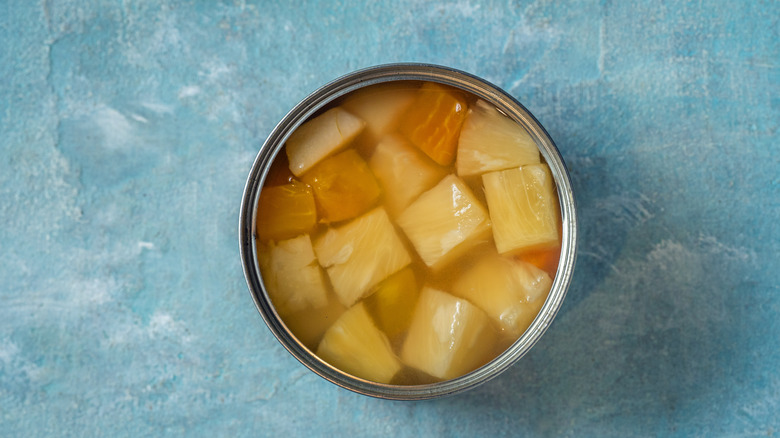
top-left (301, 149), bottom-right (381, 223)
top-left (399, 83), bottom-right (468, 166)
top-left (256, 180), bottom-right (317, 241)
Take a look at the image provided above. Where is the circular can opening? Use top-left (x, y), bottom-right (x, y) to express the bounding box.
top-left (239, 63), bottom-right (577, 400)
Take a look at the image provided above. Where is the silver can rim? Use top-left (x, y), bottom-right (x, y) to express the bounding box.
top-left (239, 63), bottom-right (577, 400)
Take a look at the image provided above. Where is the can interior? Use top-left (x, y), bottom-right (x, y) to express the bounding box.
top-left (238, 63), bottom-right (577, 400)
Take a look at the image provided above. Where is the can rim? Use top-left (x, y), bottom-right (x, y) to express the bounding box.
top-left (239, 63), bottom-right (577, 400)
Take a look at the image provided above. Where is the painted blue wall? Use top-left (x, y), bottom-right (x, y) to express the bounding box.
top-left (1, 1), bottom-right (777, 436)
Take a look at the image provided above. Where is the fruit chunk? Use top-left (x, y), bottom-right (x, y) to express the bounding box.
top-left (316, 302), bottom-right (401, 384)
top-left (314, 207), bottom-right (411, 307)
top-left (398, 83), bottom-right (468, 166)
top-left (396, 174), bottom-right (491, 269)
top-left (301, 149), bottom-right (381, 223)
top-left (401, 287), bottom-right (495, 380)
top-left (258, 234), bottom-right (328, 317)
top-left (341, 83), bottom-right (416, 147)
top-left (256, 180), bottom-right (317, 241)
top-left (368, 134), bottom-right (446, 216)
top-left (363, 267), bottom-right (419, 339)
top-left (456, 100), bottom-right (541, 177)
top-left (452, 253), bottom-right (552, 336)
top-left (286, 107), bottom-right (365, 177)
top-left (483, 164), bottom-right (560, 254)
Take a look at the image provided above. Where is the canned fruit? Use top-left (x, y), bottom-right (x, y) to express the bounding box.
top-left (254, 80), bottom-right (562, 386)
top-left (457, 100), bottom-right (541, 177)
top-left (398, 83), bottom-right (468, 166)
top-left (313, 207), bottom-right (412, 308)
top-left (452, 253), bottom-right (552, 336)
top-left (368, 134), bottom-right (447, 217)
top-left (396, 174), bottom-right (492, 270)
top-left (255, 181), bottom-right (317, 241)
top-left (400, 287), bottom-right (496, 380)
top-left (258, 234), bottom-right (329, 316)
top-left (483, 164), bottom-right (560, 254)
top-left (301, 149), bottom-right (381, 223)
top-left (286, 107), bottom-right (366, 177)
top-left (341, 83), bottom-right (416, 151)
top-left (317, 303), bottom-right (402, 384)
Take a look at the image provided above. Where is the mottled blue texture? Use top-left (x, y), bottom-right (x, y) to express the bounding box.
top-left (1, 1), bottom-right (778, 436)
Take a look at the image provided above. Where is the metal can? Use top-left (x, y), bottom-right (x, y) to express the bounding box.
top-left (239, 63), bottom-right (577, 400)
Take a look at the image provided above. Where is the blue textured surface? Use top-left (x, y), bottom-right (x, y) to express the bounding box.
top-left (1, 1), bottom-right (778, 436)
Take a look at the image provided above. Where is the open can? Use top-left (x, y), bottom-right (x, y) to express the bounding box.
top-left (239, 63), bottom-right (577, 400)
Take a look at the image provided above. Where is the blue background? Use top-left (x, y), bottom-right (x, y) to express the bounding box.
top-left (1, 1), bottom-right (778, 436)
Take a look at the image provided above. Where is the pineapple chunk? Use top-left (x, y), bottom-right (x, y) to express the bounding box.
top-left (401, 287), bottom-right (496, 380)
top-left (398, 83), bottom-right (468, 166)
top-left (313, 207), bottom-right (412, 307)
top-left (300, 149), bottom-right (381, 223)
top-left (258, 234), bottom-right (329, 317)
top-left (316, 302), bottom-right (401, 384)
top-left (483, 164), bottom-right (560, 254)
top-left (368, 134), bottom-right (446, 216)
top-left (452, 253), bottom-right (552, 336)
top-left (456, 100), bottom-right (541, 177)
top-left (282, 293), bottom-right (346, 351)
top-left (256, 180), bottom-right (317, 241)
top-left (341, 83), bottom-right (416, 148)
top-left (363, 267), bottom-right (419, 339)
top-left (286, 107), bottom-right (365, 177)
top-left (396, 174), bottom-right (491, 269)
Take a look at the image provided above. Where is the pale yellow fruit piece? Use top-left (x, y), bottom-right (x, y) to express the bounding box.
top-left (397, 174), bottom-right (491, 269)
top-left (401, 287), bottom-right (495, 380)
top-left (456, 100), bottom-right (541, 177)
top-left (258, 234), bottom-right (329, 317)
top-left (286, 107), bottom-right (365, 177)
top-left (316, 302), bottom-right (401, 384)
top-left (314, 207), bottom-right (412, 307)
top-left (363, 267), bottom-right (419, 339)
top-left (368, 134), bottom-right (447, 216)
top-left (341, 83), bottom-right (416, 145)
top-left (452, 253), bottom-right (552, 336)
top-left (483, 164), bottom-right (560, 254)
